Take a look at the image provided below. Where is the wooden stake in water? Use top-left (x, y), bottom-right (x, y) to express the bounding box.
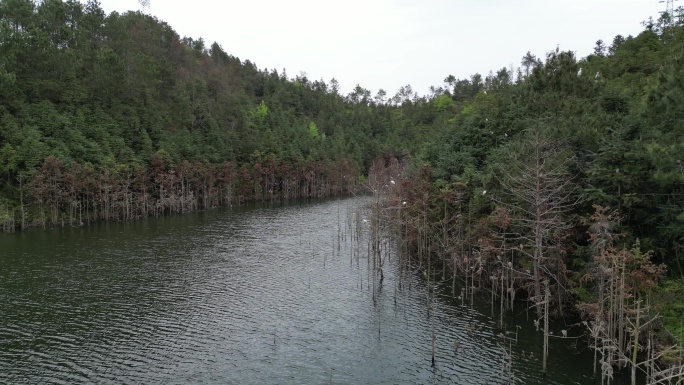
top-left (431, 323), bottom-right (436, 368)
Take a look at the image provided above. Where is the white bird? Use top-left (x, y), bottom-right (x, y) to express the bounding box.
top-left (577, 67), bottom-right (583, 77)
top-left (390, 179), bottom-right (395, 185)
top-left (561, 330), bottom-right (568, 338)
top-left (482, 190), bottom-right (487, 196)
top-left (594, 71), bottom-right (600, 80)
top-left (402, 201), bottom-right (407, 206)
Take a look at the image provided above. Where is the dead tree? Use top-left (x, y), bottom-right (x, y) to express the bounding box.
top-left (579, 206), bottom-right (671, 385)
top-left (492, 130), bottom-right (579, 319)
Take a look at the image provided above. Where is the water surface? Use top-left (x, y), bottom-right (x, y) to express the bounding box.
top-left (1, 197), bottom-right (621, 384)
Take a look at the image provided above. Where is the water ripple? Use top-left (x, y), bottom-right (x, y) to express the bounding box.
top-left (0, 197), bottom-right (607, 384)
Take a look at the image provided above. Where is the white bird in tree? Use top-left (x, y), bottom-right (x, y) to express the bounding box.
top-left (577, 67), bottom-right (583, 77)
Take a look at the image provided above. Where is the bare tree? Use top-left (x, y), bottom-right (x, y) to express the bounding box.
top-left (578, 206), bottom-right (674, 385)
top-left (492, 129), bottom-right (579, 319)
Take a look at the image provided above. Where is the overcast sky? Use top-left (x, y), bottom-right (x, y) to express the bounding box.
top-left (96, 0), bottom-right (664, 96)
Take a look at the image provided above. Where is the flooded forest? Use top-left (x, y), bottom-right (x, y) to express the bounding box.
top-left (1, 1), bottom-right (683, 383)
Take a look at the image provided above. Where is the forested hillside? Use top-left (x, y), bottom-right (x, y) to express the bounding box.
top-left (412, 18), bottom-right (684, 275)
top-left (370, 10), bottom-right (684, 373)
top-left (1, 0), bottom-right (682, 276)
top-left (1, 0), bottom-right (681, 276)
top-left (0, 0), bottom-right (418, 229)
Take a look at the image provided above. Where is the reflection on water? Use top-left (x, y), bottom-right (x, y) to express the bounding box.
top-left (1, 197), bottom-right (620, 384)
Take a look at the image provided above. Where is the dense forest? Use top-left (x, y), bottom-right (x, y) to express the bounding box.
top-left (1, 0), bottom-right (683, 381)
top-left (0, 0), bottom-right (395, 229)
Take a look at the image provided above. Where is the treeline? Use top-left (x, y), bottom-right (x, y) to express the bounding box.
top-left (0, 0), bottom-right (415, 230)
top-left (7, 154), bottom-right (356, 230)
top-left (364, 10), bottom-right (683, 381)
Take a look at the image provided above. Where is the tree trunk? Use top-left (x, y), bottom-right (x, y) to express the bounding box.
top-left (631, 300), bottom-right (640, 385)
top-left (534, 213), bottom-right (543, 319)
top-left (543, 280), bottom-right (550, 375)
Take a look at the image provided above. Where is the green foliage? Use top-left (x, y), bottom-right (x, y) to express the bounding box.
top-left (307, 121), bottom-right (319, 139)
top-left (572, 285), bottom-right (593, 303)
top-left (433, 94), bottom-right (453, 112)
top-left (656, 280), bottom-right (684, 345)
top-left (254, 100), bottom-right (269, 119)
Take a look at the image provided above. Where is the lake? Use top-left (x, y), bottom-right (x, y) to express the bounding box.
top-left (0, 196), bottom-right (626, 384)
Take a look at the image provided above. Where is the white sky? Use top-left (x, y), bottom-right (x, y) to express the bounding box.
top-left (96, 0), bottom-right (664, 96)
